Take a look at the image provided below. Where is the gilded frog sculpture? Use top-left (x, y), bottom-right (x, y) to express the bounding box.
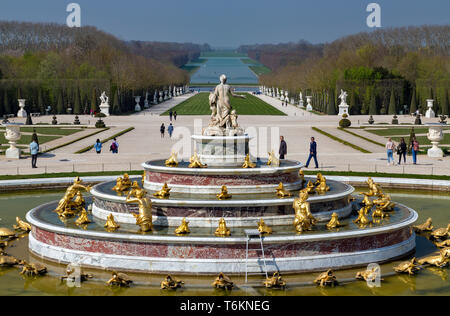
top-left (189, 151), bottom-right (207, 168)
top-left (13, 217), bottom-right (31, 232)
top-left (413, 218), bottom-right (434, 233)
top-left (212, 272), bottom-right (233, 290)
top-left (314, 173), bottom-right (330, 194)
top-left (153, 183), bottom-right (171, 199)
top-left (104, 214), bottom-right (120, 231)
top-left (242, 154), bottom-right (256, 168)
top-left (263, 272), bottom-right (286, 289)
top-left (75, 208), bottom-right (91, 226)
top-left (275, 182), bottom-right (292, 198)
top-left (257, 218), bottom-right (272, 235)
top-left (216, 185), bottom-right (232, 200)
top-left (174, 218), bottom-right (190, 235)
top-left (165, 151), bottom-right (179, 167)
top-left (373, 193), bottom-right (395, 212)
top-left (394, 258), bottom-right (420, 275)
top-left (326, 212), bottom-right (343, 229)
top-left (106, 271), bottom-right (133, 287)
top-left (160, 275), bottom-right (184, 289)
top-left (314, 270), bottom-right (338, 287)
top-left (430, 224), bottom-right (450, 240)
top-left (353, 206), bottom-right (372, 226)
top-left (215, 218), bottom-right (231, 237)
top-left (418, 249), bottom-right (448, 268)
top-left (267, 150), bottom-right (280, 166)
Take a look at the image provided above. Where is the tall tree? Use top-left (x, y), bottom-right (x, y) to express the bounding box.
top-left (73, 87), bottom-right (81, 114)
top-left (369, 93), bottom-right (377, 115)
top-left (349, 90), bottom-right (357, 115)
top-left (4, 90), bottom-right (11, 114)
top-left (410, 89), bottom-right (417, 114)
top-left (388, 88), bottom-right (396, 115)
top-left (90, 89), bottom-right (97, 114)
top-left (326, 89), bottom-right (336, 115)
top-left (56, 89), bottom-right (64, 114)
top-left (37, 88), bottom-right (45, 114)
top-left (442, 89), bottom-right (449, 116)
top-left (112, 89), bottom-right (121, 115)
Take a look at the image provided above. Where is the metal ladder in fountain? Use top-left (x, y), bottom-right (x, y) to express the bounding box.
top-left (244, 229), bottom-right (268, 283)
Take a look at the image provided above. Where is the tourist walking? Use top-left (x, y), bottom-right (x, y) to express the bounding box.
top-left (279, 136), bottom-right (287, 159)
top-left (397, 138), bottom-right (407, 165)
top-left (168, 123), bottom-right (174, 138)
top-left (174, 111), bottom-right (177, 121)
top-left (410, 137), bottom-right (420, 165)
top-left (94, 139), bottom-right (102, 154)
top-left (110, 138), bottom-right (119, 154)
top-left (29, 139), bottom-right (39, 168)
top-left (305, 137), bottom-right (319, 168)
top-left (386, 137), bottom-right (396, 165)
top-left (160, 123), bottom-right (165, 138)
top-left (169, 110), bottom-right (173, 122)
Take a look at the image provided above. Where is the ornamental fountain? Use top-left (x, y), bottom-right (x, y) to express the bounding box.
top-left (25, 74), bottom-right (419, 276)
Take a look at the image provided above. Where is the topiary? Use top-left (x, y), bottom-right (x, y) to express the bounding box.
top-left (391, 115), bottom-right (398, 125)
top-left (95, 118), bottom-right (106, 128)
top-left (52, 115), bottom-right (58, 125)
top-left (368, 115), bottom-right (374, 124)
top-left (414, 114), bottom-right (422, 125)
top-left (95, 112), bottom-right (106, 118)
top-left (339, 113), bottom-right (351, 128)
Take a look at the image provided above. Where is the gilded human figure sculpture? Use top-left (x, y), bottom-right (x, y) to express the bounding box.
top-left (73, 191), bottom-right (86, 209)
top-left (161, 275), bottom-right (184, 289)
top-left (205, 74), bottom-right (245, 136)
top-left (128, 181), bottom-right (141, 198)
top-left (413, 218), bottom-right (434, 233)
top-left (104, 214), bottom-right (120, 231)
top-left (315, 173), bottom-right (330, 194)
top-left (363, 177), bottom-right (383, 197)
top-left (216, 185), bottom-right (232, 200)
top-left (293, 190), bottom-right (317, 233)
top-left (189, 151), bottom-right (207, 168)
top-left (212, 272), bottom-right (233, 290)
top-left (360, 194), bottom-right (374, 207)
top-left (153, 183), bottom-right (171, 199)
top-left (165, 151), bottom-right (179, 167)
top-left (242, 154), bottom-right (256, 168)
top-left (257, 218), bottom-right (272, 235)
top-left (13, 217), bottom-right (31, 232)
top-left (326, 212), bottom-right (342, 229)
top-left (263, 272), bottom-right (286, 289)
top-left (54, 177), bottom-right (91, 216)
top-left (75, 208), bottom-right (91, 226)
top-left (174, 218), bottom-right (190, 235)
top-left (373, 193), bottom-right (395, 212)
top-left (215, 218), bottom-right (231, 237)
top-left (394, 258), bottom-right (420, 275)
top-left (267, 150), bottom-right (280, 166)
top-left (126, 189), bottom-right (153, 232)
top-left (275, 182), bottom-right (292, 198)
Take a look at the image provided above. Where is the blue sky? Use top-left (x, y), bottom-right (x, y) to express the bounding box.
top-left (1, 0), bottom-right (449, 47)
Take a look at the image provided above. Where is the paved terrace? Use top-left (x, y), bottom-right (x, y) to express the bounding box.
top-left (1, 92), bottom-right (449, 176)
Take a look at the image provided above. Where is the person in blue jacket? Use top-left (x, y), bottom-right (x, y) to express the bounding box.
top-left (29, 140), bottom-right (39, 168)
top-left (94, 139), bottom-right (102, 154)
top-left (168, 123), bottom-right (174, 138)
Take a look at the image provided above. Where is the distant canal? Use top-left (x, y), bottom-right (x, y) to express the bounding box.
top-left (189, 57), bottom-right (259, 85)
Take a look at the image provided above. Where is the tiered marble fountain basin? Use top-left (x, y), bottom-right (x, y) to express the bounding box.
top-left (91, 164), bottom-right (354, 227)
top-left (27, 197), bottom-right (417, 274)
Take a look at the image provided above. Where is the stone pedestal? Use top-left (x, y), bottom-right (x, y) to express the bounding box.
top-left (134, 96), bottom-right (142, 112)
top-left (306, 96), bottom-right (313, 111)
top-left (99, 102), bottom-right (110, 116)
top-left (17, 99), bottom-right (27, 118)
top-left (192, 135), bottom-right (251, 167)
top-left (425, 99), bottom-right (435, 118)
top-left (427, 123), bottom-right (444, 158)
top-left (338, 103), bottom-right (349, 116)
top-left (3, 124), bottom-right (21, 159)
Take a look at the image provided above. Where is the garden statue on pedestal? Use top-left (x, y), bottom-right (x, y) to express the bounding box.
top-left (134, 96), bottom-right (141, 112)
top-left (306, 96), bottom-right (313, 111)
top-left (425, 99), bottom-right (435, 118)
top-left (338, 89), bottom-right (349, 116)
top-left (204, 74), bottom-right (245, 136)
top-left (99, 92), bottom-right (110, 116)
top-left (299, 92), bottom-right (304, 108)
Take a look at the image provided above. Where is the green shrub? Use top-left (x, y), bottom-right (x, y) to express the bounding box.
top-left (95, 112), bottom-right (106, 118)
top-left (339, 114), bottom-right (351, 128)
top-left (391, 115), bottom-right (398, 124)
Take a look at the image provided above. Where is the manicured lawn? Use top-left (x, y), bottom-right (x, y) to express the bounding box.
top-left (0, 133), bottom-right (61, 145)
top-left (392, 134), bottom-right (450, 145)
top-left (249, 65), bottom-right (271, 76)
top-left (241, 58), bottom-right (258, 64)
top-left (162, 93), bottom-right (286, 116)
top-left (364, 127), bottom-right (450, 137)
top-left (0, 127), bottom-right (84, 136)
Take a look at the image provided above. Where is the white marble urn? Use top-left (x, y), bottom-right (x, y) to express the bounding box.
top-left (17, 99), bottom-right (27, 118)
top-left (426, 123), bottom-right (444, 158)
top-left (3, 124), bottom-right (21, 159)
top-left (306, 96), bottom-right (313, 111)
top-left (425, 99), bottom-right (435, 118)
top-left (134, 96), bottom-right (142, 112)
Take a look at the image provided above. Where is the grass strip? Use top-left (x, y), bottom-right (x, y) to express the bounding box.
top-left (312, 127), bottom-right (371, 153)
top-left (301, 170), bottom-right (450, 181)
top-left (42, 128), bottom-right (109, 154)
top-left (0, 170), bottom-right (143, 181)
top-left (338, 127), bottom-right (384, 147)
top-left (75, 127), bottom-right (135, 154)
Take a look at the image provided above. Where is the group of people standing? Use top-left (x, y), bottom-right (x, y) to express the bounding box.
top-left (386, 137), bottom-right (420, 165)
top-left (160, 110), bottom-right (177, 138)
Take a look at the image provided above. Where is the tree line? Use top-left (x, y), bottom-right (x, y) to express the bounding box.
top-left (239, 25), bottom-right (450, 115)
top-left (0, 21), bottom-right (208, 115)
